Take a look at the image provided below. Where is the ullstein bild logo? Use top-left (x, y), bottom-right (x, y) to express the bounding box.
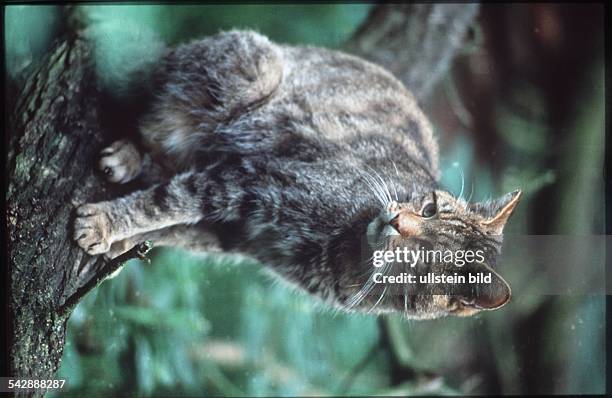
top-left (371, 271), bottom-right (494, 285)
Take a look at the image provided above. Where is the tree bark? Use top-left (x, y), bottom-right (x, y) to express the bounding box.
top-left (7, 33), bottom-right (111, 394)
top-left (6, 4), bottom-right (478, 392)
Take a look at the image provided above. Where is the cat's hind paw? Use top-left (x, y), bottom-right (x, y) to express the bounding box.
top-left (74, 203), bottom-right (113, 255)
top-left (98, 140), bottom-right (142, 184)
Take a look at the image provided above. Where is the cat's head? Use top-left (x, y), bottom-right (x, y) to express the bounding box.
top-left (340, 189), bottom-right (521, 319)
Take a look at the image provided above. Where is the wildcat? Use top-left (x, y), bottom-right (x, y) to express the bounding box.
top-left (73, 30), bottom-right (521, 319)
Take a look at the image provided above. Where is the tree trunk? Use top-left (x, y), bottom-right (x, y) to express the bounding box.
top-left (6, 4), bottom-right (478, 392)
top-left (7, 33), bottom-right (110, 394)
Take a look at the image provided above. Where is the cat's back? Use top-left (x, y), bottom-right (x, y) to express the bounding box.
top-left (141, 30), bottom-right (438, 177)
top-left (262, 42), bottom-right (439, 176)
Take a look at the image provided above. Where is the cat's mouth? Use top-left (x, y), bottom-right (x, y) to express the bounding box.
top-left (366, 204), bottom-right (400, 248)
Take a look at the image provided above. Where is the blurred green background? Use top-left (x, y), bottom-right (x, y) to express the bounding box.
top-left (5, 4), bottom-right (605, 396)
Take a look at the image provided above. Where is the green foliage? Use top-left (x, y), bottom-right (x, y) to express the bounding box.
top-left (5, 5), bottom-right (61, 79)
top-left (54, 249), bottom-right (389, 396)
top-left (80, 4), bottom-right (371, 98)
top-left (80, 4), bottom-right (371, 47)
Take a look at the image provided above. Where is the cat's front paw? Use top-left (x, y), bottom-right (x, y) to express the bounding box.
top-left (74, 203), bottom-right (113, 255)
top-left (98, 140), bottom-right (142, 184)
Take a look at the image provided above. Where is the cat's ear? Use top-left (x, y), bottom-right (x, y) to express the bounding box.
top-left (469, 189), bottom-right (522, 235)
top-left (460, 265), bottom-right (511, 310)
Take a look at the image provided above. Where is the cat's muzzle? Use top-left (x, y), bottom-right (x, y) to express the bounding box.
top-left (366, 202), bottom-right (401, 248)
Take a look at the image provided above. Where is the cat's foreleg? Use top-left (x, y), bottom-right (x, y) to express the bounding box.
top-left (74, 170), bottom-right (242, 255)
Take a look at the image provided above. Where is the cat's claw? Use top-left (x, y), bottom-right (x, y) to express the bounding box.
top-left (74, 203), bottom-right (113, 255)
top-left (98, 140), bottom-right (142, 184)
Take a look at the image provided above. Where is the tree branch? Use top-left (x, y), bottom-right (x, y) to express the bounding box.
top-left (58, 241), bottom-right (153, 317)
top-left (345, 4), bottom-right (479, 102)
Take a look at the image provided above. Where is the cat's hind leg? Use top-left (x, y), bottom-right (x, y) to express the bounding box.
top-left (98, 139), bottom-right (167, 184)
top-left (138, 30), bottom-right (283, 167)
top-left (98, 140), bottom-right (143, 184)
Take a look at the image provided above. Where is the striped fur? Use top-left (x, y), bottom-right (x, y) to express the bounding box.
top-left (74, 31), bottom-right (520, 319)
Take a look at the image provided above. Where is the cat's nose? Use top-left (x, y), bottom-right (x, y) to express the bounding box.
top-left (389, 215), bottom-right (400, 230)
top-left (389, 210), bottom-right (422, 236)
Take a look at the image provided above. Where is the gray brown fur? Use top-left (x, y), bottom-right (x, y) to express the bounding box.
top-left (74, 30), bottom-right (520, 319)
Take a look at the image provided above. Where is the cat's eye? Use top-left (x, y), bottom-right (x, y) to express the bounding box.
top-left (421, 203), bottom-right (437, 218)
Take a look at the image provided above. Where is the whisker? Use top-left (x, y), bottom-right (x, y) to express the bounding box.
top-left (467, 180), bottom-right (475, 203)
top-left (392, 161), bottom-right (401, 201)
top-left (367, 284), bottom-right (387, 314)
top-left (403, 284), bottom-right (409, 315)
top-left (367, 258), bottom-right (394, 313)
top-left (343, 283), bottom-right (365, 288)
top-left (347, 255), bottom-right (393, 309)
top-left (354, 166), bottom-right (386, 207)
top-left (390, 177), bottom-right (399, 202)
top-left (458, 165), bottom-right (465, 200)
top-left (364, 170), bottom-right (387, 207)
top-left (360, 167), bottom-right (387, 206)
top-left (364, 164), bottom-right (392, 205)
top-left (392, 160), bottom-right (401, 178)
